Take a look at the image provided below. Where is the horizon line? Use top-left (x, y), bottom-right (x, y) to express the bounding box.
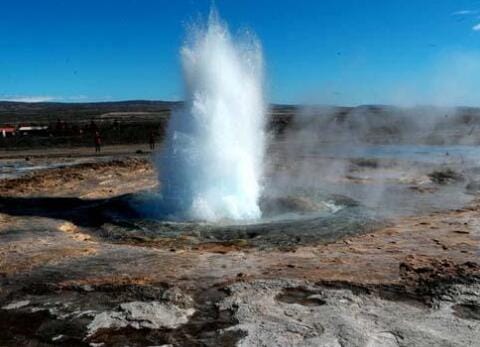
top-left (1, 99), bottom-right (480, 109)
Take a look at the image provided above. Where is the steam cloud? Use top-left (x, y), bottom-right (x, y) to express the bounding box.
top-left (157, 10), bottom-right (266, 221)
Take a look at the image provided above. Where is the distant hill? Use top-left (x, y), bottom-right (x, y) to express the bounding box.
top-left (0, 100), bottom-right (181, 124)
top-left (2, 101), bottom-right (480, 148)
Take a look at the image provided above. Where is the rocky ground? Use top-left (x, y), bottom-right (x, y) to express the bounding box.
top-left (0, 145), bottom-right (479, 346)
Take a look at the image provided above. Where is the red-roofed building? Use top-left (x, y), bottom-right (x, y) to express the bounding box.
top-left (0, 125), bottom-right (15, 137)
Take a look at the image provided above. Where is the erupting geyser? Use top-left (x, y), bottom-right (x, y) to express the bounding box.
top-left (158, 10), bottom-right (266, 221)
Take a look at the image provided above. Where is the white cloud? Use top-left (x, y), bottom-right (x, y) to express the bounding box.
top-left (0, 95), bottom-right (56, 103)
top-left (453, 10), bottom-right (476, 15)
top-left (473, 23), bottom-right (480, 31)
top-left (0, 95), bottom-right (91, 103)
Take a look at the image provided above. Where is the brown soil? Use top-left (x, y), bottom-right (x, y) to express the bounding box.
top-left (0, 152), bottom-right (479, 346)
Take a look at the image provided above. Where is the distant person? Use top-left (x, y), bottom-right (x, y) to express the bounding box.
top-left (149, 131), bottom-right (156, 150)
top-left (94, 131), bottom-right (102, 153)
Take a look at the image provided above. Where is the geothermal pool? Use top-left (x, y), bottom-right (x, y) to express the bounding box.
top-left (79, 140), bottom-right (474, 250)
top-left (307, 144), bottom-right (480, 163)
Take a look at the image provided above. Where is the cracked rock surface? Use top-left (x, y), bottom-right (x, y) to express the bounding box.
top-left (87, 301), bottom-right (195, 336)
top-left (220, 280), bottom-right (480, 347)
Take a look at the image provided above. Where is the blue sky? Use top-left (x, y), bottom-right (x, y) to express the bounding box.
top-left (1, 0), bottom-right (480, 105)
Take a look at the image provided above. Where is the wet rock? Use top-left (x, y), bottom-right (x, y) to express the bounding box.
top-left (276, 287), bottom-right (326, 306)
top-left (465, 179), bottom-right (480, 194)
top-left (2, 300), bottom-right (30, 310)
top-left (87, 301), bottom-right (195, 337)
top-left (408, 185), bottom-right (438, 193)
top-left (453, 303), bottom-right (480, 320)
top-left (452, 230), bottom-right (470, 234)
top-left (428, 168), bottom-right (464, 185)
top-left (350, 158), bottom-right (379, 169)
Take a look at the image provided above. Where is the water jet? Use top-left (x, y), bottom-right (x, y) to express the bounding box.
top-left (158, 10), bottom-right (266, 222)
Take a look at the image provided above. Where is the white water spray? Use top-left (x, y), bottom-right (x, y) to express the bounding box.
top-left (158, 11), bottom-right (266, 221)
